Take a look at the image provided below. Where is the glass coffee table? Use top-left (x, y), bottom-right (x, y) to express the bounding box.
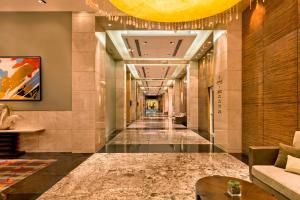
top-left (196, 176), bottom-right (277, 200)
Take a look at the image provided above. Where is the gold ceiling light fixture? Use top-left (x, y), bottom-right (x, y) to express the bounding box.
top-left (86, 0), bottom-right (266, 30)
top-left (109, 0), bottom-right (241, 22)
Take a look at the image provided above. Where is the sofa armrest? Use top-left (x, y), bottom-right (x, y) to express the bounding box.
top-left (249, 146), bottom-right (279, 179)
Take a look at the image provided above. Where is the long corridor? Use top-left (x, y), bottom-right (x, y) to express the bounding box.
top-left (38, 116), bottom-right (249, 200)
top-left (99, 115), bottom-right (224, 153)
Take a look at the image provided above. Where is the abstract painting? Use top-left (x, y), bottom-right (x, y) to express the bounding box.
top-left (0, 57), bottom-right (41, 100)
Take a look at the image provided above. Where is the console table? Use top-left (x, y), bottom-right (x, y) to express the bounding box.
top-left (0, 128), bottom-right (45, 158)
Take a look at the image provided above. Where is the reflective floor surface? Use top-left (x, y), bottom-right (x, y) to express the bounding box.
top-left (100, 116), bottom-right (220, 153)
top-left (127, 119), bottom-right (187, 129)
top-left (1, 116), bottom-right (248, 199)
top-left (109, 129), bottom-right (211, 144)
top-left (38, 153), bottom-right (249, 200)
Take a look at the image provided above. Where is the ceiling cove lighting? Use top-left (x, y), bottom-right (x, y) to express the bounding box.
top-left (86, 0), bottom-right (266, 30)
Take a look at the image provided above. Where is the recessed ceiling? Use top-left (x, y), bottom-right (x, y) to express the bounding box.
top-left (107, 30), bottom-right (213, 61)
top-left (136, 65), bottom-right (176, 79)
top-left (132, 64), bottom-right (185, 96)
top-left (122, 35), bottom-right (196, 59)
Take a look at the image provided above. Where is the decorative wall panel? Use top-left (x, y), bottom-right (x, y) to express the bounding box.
top-left (242, 0), bottom-right (299, 154)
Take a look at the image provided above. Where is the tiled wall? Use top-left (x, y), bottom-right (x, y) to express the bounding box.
top-left (198, 50), bottom-right (214, 132)
top-left (198, 18), bottom-right (242, 153)
top-left (174, 79), bottom-right (181, 114)
top-left (174, 78), bottom-right (186, 114)
top-left (72, 12), bottom-right (98, 153)
top-left (214, 20), bottom-right (242, 153)
top-left (16, 111), bottom-right (72, 152)
top-left (187, 61), bottom-right (199, 129)
top-left (115, 61), bottom-right (127, 130)
top-left (17, 13), bottom-right (103, 153)
top-left (136, 87), bottom-right (145, 119)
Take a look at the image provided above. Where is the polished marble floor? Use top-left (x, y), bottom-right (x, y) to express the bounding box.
top-left (127, 118), bottom-right (186, 129)
top-left (38, 153), bottom-right (249, 200)
top-left (109, 129), bottom-right (211, 145)
top-left (99, 117), bottom-right (222, 153)
top-left (1, 116), bottom-right (249, 199)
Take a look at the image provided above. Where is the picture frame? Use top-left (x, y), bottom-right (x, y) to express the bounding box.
top-left (0, 56), bottom-right (42, 101)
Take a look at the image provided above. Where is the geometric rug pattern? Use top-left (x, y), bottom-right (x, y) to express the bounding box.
top-left (0, 159), bottom-right (55, 192)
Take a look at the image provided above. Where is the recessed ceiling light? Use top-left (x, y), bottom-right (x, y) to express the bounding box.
top-left (170, 42), bottom-right (175, 45)
top-left (108, 23), bottom-right (112, 27)
top-left (143, 41), bottom-right (148, 44)
top-left (38, 0), bottom-right (47, 4)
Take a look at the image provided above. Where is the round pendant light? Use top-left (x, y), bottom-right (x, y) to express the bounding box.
top-left (109, 0), bottom-right (241, 22)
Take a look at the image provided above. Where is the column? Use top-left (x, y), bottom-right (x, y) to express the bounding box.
top-left (71, 12), bottom-right (97, 153)
top-left (213, 17), bottom-right (242, 153)
top-left (187, 61), bottom-right (199, 129)
top-left (168, 87), bottom-right (173, 118)
top-left (115, 61), bottom-right (126, 130)
top-left (174, 79), bottom-right (181, 114)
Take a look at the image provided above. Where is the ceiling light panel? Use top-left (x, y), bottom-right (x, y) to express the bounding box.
top-left (107, 30), bottom-right (212, 61)
top-left (122, 35), bottom-right (195, 59)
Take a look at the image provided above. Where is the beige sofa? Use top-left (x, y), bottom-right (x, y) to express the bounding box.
top-left (249, 132), bottom-right (300, 200)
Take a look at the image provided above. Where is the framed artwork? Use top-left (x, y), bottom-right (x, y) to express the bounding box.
top-left (0, 56), bottom-right (41, 101)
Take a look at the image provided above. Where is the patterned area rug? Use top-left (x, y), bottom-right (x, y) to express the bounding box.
top-left (0, 159), bottom-right (56, 192)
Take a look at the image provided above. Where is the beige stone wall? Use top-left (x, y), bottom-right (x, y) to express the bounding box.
top-left (168, 87), bottom-right (174, 118)
top-left (213, 19), bottom-right (242, 153)
top-left (174, 79), bottom-right (181, 114)
top-left (136, 87), bottom-right (145, 119)
top-left (130, 79), bottom-right (137, 122)
top-left (198, 54), bottom-right (214, 132)
top-left (115, 61), bottom-right (126, 130)
top-left (16, 13), bottom-right (103, 153)
top-left (187, 62), bottom-right (199, 129)
top-left (197, 19), bottom-right (242, 153)
top-left (163, 91), bottom-right (169, 114)
top-left (104, 46), bottom-right (117, 138)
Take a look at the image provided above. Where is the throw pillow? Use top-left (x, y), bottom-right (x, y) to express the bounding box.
top-left (285, 155), bottom-right (300, 175)
top-left (293, 131), bottom-right (300, 148)
top-left (274, 143), bottom-right (300, 168)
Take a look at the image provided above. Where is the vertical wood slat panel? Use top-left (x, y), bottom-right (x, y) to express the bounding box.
top-left (242, 2), bottom-right (264, 153)
top-left (242, 0), bottom-right (299, 154)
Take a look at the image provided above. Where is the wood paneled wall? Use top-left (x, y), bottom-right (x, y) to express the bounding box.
top-left (242, 0), bottom-right (299, 154)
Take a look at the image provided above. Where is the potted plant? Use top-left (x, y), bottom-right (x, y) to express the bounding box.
top-left (227, 180), bottom-right (241, 197)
